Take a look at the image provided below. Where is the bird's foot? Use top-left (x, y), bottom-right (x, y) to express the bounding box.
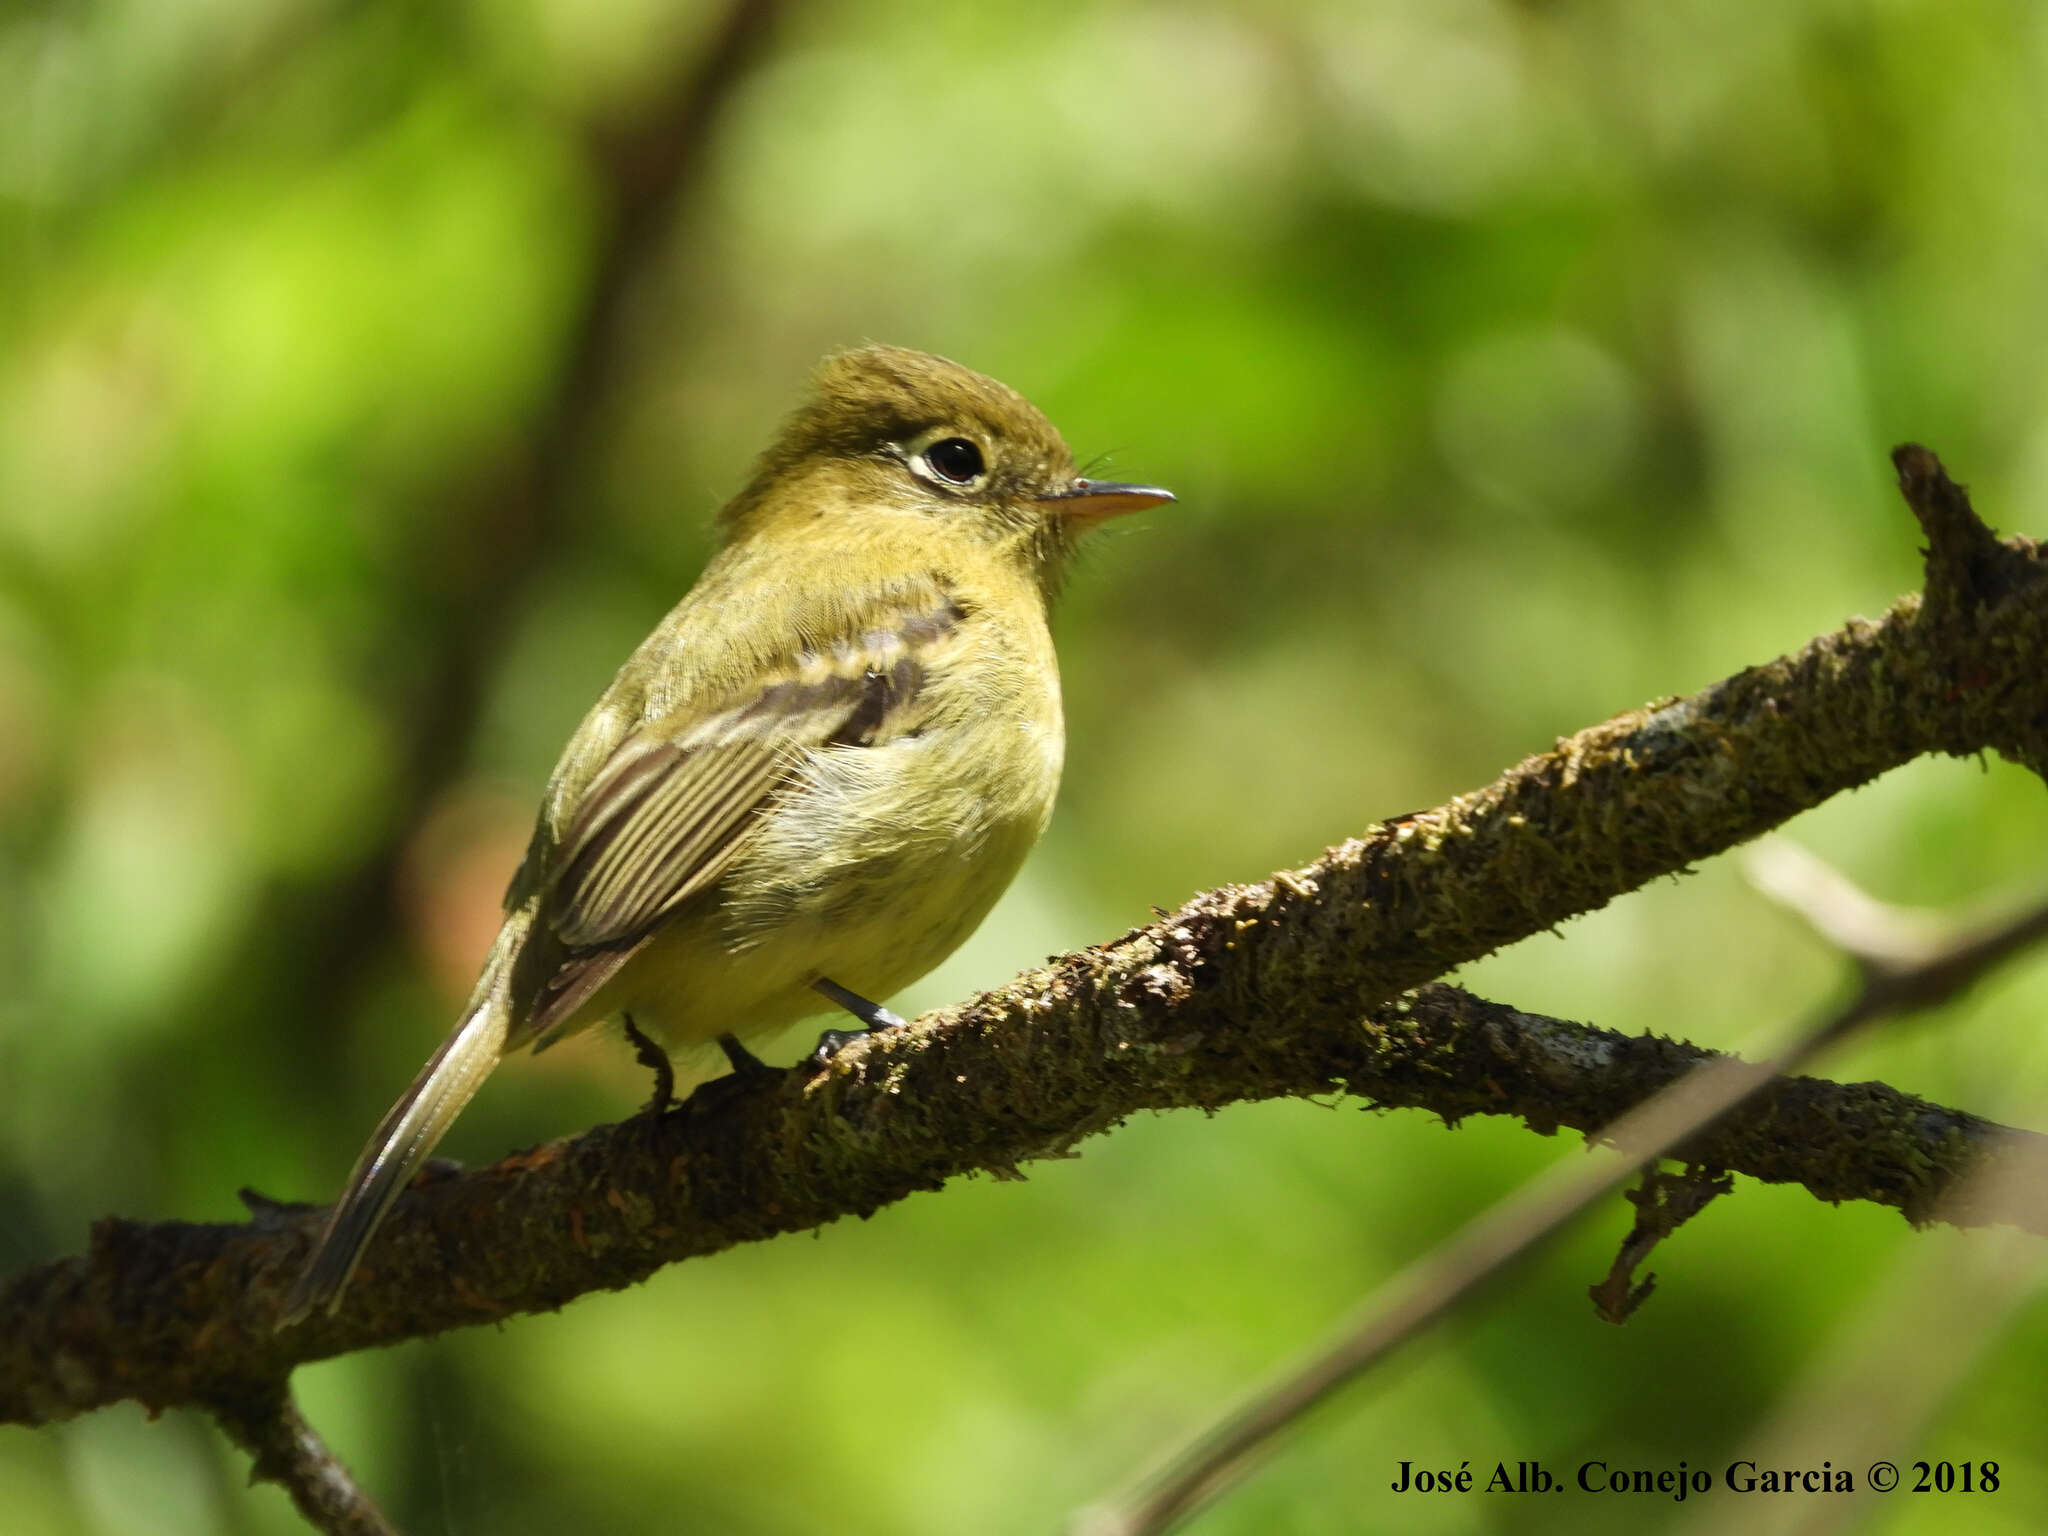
top-left (669, 1031), bottom-right (787, 1120)
top-left (622, 1013), bottom-right (675, 1115)
top-left (716, 1031), bottom-right (782, 1079)
top-left (803, 978), bottom-right (909, 1071)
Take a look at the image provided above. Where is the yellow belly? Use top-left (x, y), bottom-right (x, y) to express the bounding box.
top-left (573, 709), bottom-right (1061, 1047)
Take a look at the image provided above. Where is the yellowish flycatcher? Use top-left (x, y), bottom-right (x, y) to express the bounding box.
top-left (280, 345), bottom-right (1172, 1322)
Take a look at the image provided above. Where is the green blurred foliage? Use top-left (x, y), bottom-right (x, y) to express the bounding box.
top-left (6, 1), bottom-right (2048, 1532)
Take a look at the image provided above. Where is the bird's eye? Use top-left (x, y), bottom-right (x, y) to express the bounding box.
top-left (923, 437), bottom-right (986, 485)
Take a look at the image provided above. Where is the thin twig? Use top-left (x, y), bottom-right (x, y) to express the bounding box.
top-left (1689, 850), bottom-right (2048, 1536)
top-left (1689, 1235), bottom-right (2042, 1536)
top-left (1735, 1165), bottom-right (2048, 1536)
top-left (1587, 1165), bottom-right (1733, 1325)
top-left (1744, 841), bottom-right (1947, 969)
top-left (9, 448), bottom-right (2048, 1435)
top-left (1076, 441), bottom-right (2048, 1536)
top-left (210, 1382), bottom-right (396, 1536)
top-left (1082, 874), bottom-right (2048, 1536)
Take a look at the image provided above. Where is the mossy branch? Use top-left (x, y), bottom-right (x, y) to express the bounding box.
top-left (5, 445), bottom-right (2047, 1431)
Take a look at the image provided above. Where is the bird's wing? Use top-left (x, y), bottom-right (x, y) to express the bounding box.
top-left (507, 591), bottom-right (966, 1047)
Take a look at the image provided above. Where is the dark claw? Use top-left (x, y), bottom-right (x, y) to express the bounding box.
top-left (805, 1027), bottom-right (872, 1069)
top-left (801, 977), bottom-right (912, 1074)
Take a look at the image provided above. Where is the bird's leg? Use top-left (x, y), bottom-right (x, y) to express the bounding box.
top-left (805, 977), bottom-right (909, 1067)
top-left (621, 1013), bottom-right (674, 1114)
top-left (715, 1031), bottom-right (779, 1078)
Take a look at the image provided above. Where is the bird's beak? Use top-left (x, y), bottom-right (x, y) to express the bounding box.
top-left (1038, 477), bottom-right (1176, 523)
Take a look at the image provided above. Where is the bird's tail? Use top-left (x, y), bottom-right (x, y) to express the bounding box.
top-left (277, 932), bottom-right (520, 1327)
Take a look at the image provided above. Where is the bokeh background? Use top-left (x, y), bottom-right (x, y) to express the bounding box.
top-left (7, 1), bottom-right (2048, 1532)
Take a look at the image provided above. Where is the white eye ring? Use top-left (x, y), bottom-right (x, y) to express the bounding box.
top-left (903, 429), bottom-right (990, 490)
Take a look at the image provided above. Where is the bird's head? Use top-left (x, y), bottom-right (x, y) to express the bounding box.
top-left (725, 345), bottom-right (1173, 592)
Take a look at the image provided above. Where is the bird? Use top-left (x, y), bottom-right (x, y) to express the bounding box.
top-left (278, 344), bottom-right (1174, 1323)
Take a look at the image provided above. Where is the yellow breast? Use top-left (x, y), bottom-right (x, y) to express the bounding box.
top-left (584, 605), bottom-right (1064, 1047)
